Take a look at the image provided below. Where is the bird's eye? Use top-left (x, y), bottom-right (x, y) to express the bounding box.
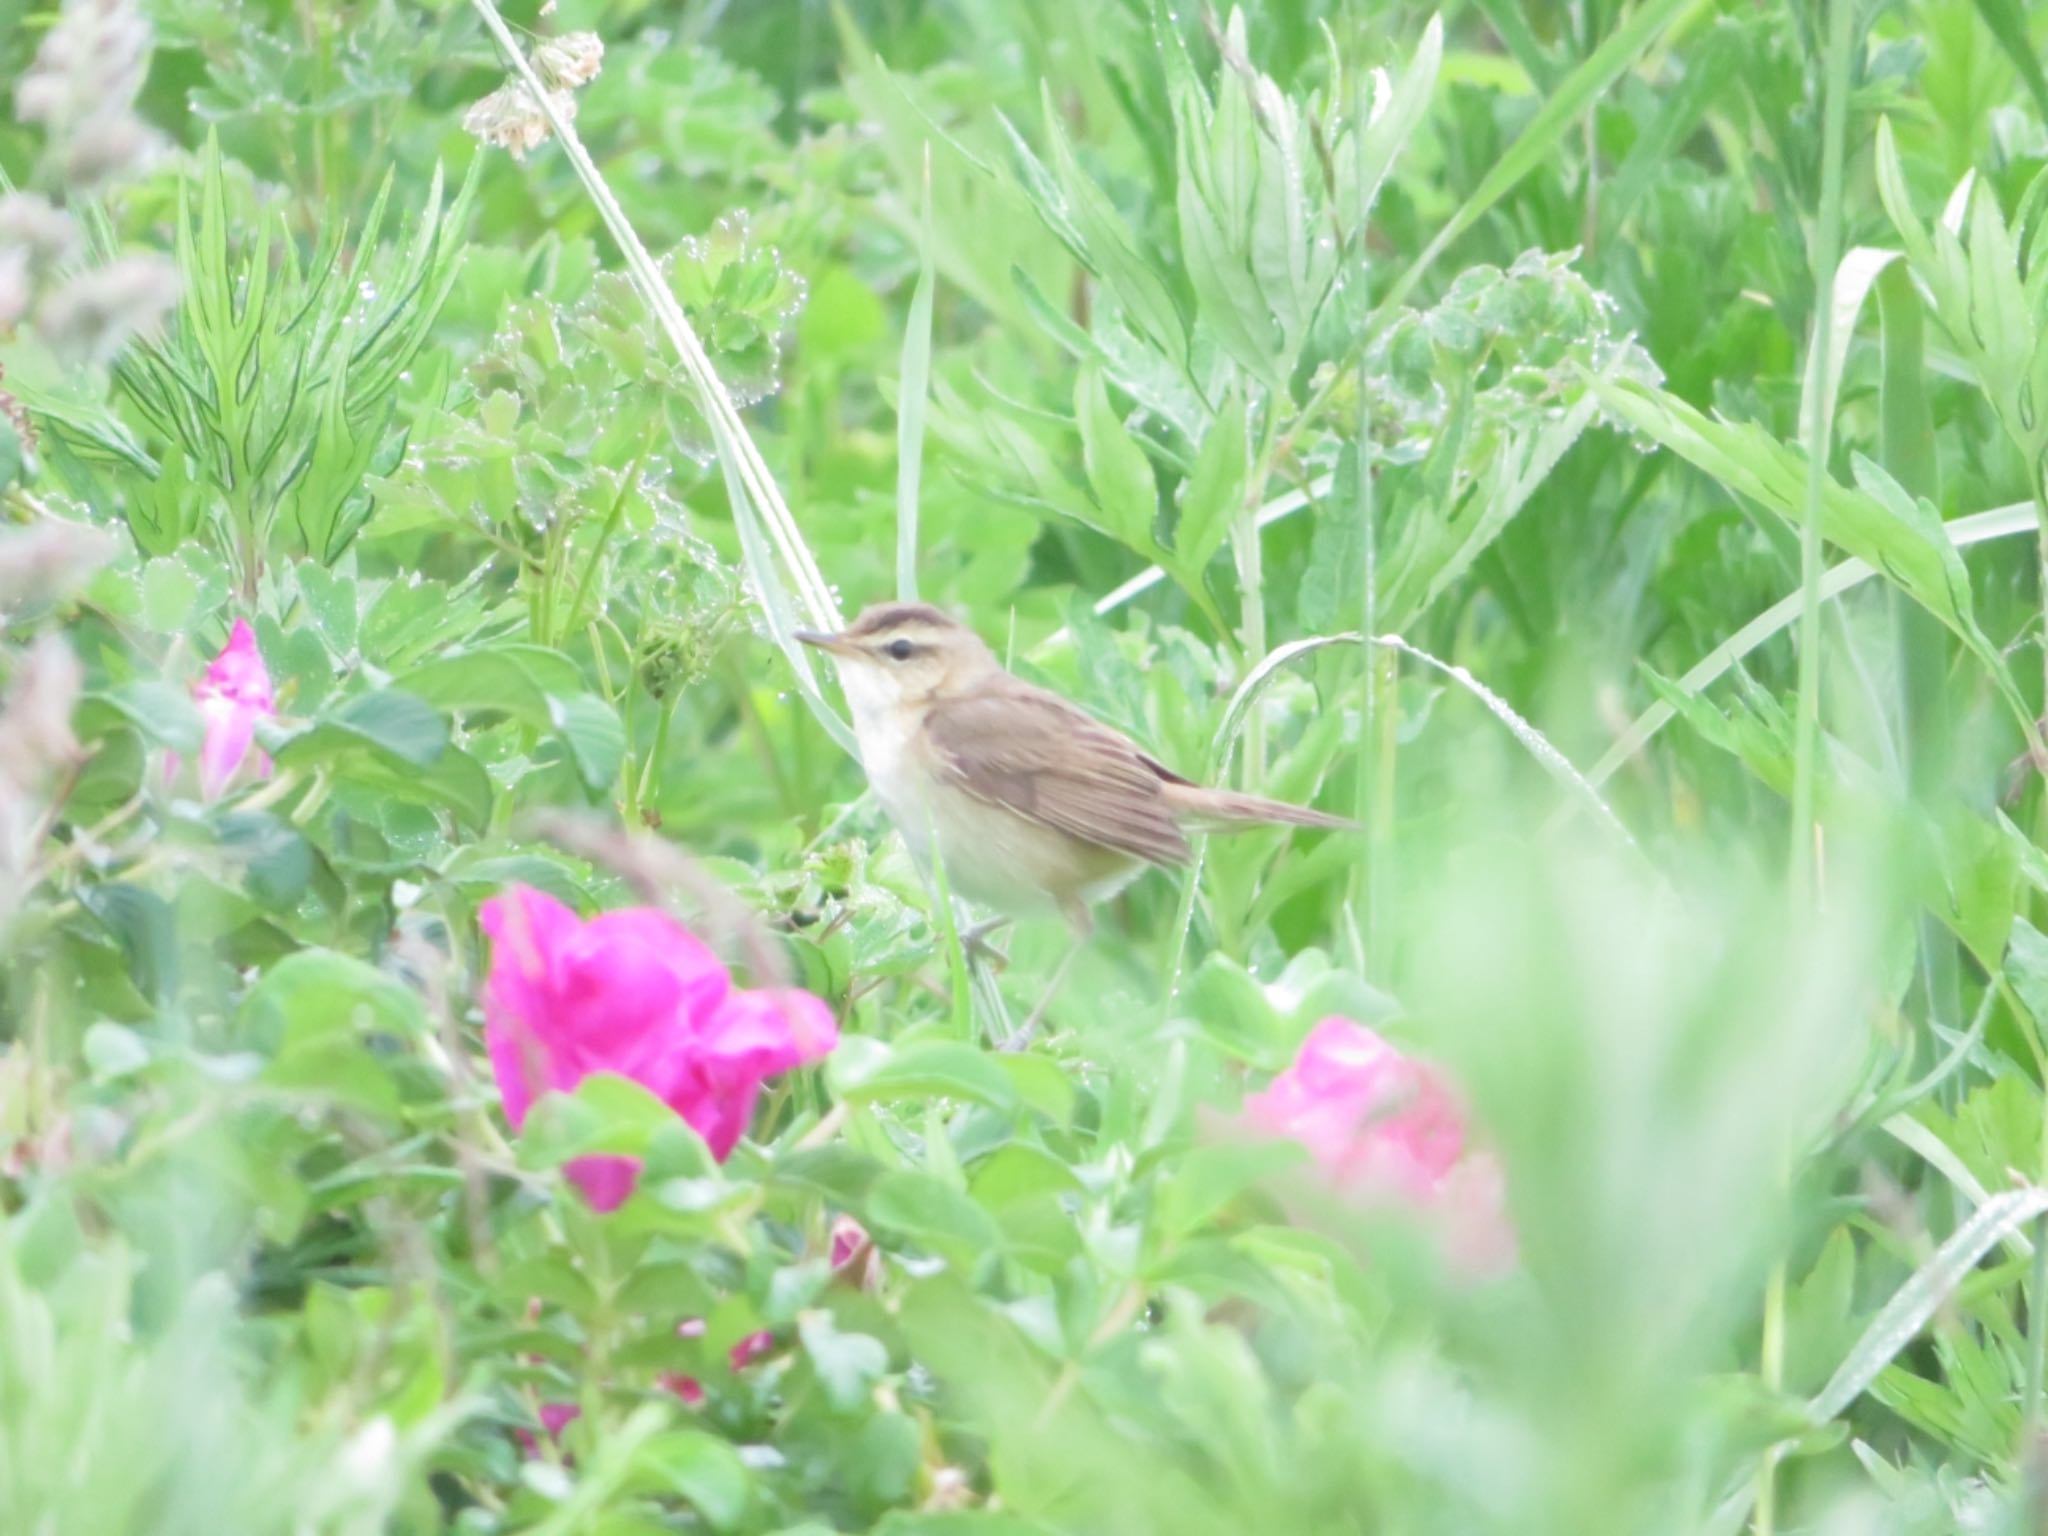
top-left (883, 638), bottom-right (915, 661)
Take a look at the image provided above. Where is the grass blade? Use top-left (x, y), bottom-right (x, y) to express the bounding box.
top-left (1807, 1187), bottom-right (2048, 1425)
top-left (1583, 497), bottom-right (2037, 788)
top-left (1208, 633), bottom-right (1632, 847)
top-left (1377, 0), bottom-right (1699, 317)
top-left (467, 0), bottom-right (852, 754)
top-left (897, 147), bottom-right (937, 603)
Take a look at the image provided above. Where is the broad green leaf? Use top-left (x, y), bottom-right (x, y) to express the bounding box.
top-left (241, 948), bottom-right (423, 1117)
top-left (632, 1431), bottom-right (753, 1530)
top-left (1073, 364), bottom-right (1160, 554)
top-left (241, 945), bottom-right (422, 1031)
top-left (81, 884), bottom-right (178, 1007)
top-left (1174, 392), bottom-right (1245, 576)
top-left (277, 688), bottom-right (448, 771)
top-left (864, 1171), bottom-right (1002, 1269)
top-left (397, 645), bottom-right (586, 723)
top-left (1153, 1139), bottom-right (1307, 1245)
top-left (1351, 15), bottom-right (1449, 228)
top-left (516, 1073), bottom-right (687, 1171)
top-left (797, 1310), bottom-right (889, 1411)
top-left (83, 681), bottom-right (203, 754)
top-left (551, 692), bottom-right (627, 794)
top-left (294, 563), bottom-right (360, 656)
top-left (840, 1040), bottom-right (1020, 1114)
top-left (1969, 0), bottom-right (2048, 122)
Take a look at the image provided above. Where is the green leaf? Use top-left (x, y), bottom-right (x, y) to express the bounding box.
top-left (516, 1073), bottom-right (687, 1171)
top-left (296, 564), bottom-right (360, 656)
top-left (1183, 951), bottom-right (1286, 1064)
top-left (1175, 392), bottom-right (1245, 577)
top-left (1809, 1187), bottom-right (2048, 1425)
top-left (1037, 83), bottom-right (1189, 367)
top-left (85, 681), bottom-right (203, 754)
top-left (278, 688), bottom-right (447, 771)
top-left (865, 1171), bottom-right (1002, 1270)
top-left (1380, 0), bottom-right (1692, 315)
top-left (140, 558), bottom-right (200, 633)
top-left (1154, 1139), bottom-right (1308, 1245)
top-left (81, 884), bottom-right (179, 1006)
top-left (1970, 0), bottom-right (2048, 162)
top-left (1174, 92), bottom-right (1284, 383)
top-left (840, 1040), bottom-right (1020, 1114)
top-left (396, 644), bottom-right (586, 723)
top-left (1073, 364), bottom-right (1160, 554)
top-left (632, 1431), bottom-right (753, 1530)
top-left (1297, 442), bottom-right (1364, 632)
top-left (240, 947), bottom-right (426, 1043)
top-left (1591, 381), bottom-right (2028, 737)
top-left (551, 692), bottom-right (627, 794)
top-left (241, 949), bottom-right (422, 1118)
top-left (797, 1309), bottom-right (889, 1411)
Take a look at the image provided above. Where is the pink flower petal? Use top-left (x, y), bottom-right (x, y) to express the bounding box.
top-left (204, 619), bottom-right (274, 706)
top-left (564, 1154), bottom-right (642, 1213)
top-left (728, 1329), bottom-right (775, 1370)
top-left (830, 1215), bottom-right (869, 1270)
top-left (1244, 1019), bottom-right (1466, 1197)
top-left (1242, 1016), bottom-right (1514, 1274)
top-left (660, 1372), bottom-right (705, 1407)
top-left (478, 885), bottom-right (839, 1207)
top-left (186, 619), bottom-right (276, 800)
top-left (196, 695), bottom-right (257, 800)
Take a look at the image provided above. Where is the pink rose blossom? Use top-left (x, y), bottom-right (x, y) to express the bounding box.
top-left (480, 883), bottom-right (838, 1211)
top-left (170, 619), bottom-right (274, 799)
top-left (1244, 1017), bottom-right (1513, 1274)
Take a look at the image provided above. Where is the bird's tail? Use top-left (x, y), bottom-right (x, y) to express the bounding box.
top-left (1160, 782), bottom-right (1359, 834)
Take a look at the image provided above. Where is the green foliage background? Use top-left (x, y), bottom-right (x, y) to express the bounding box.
top-left (7, 0), bottom-right (2048, 1531)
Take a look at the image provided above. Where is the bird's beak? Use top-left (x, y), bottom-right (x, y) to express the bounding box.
top-left (794, 628), bottom-right (857, 658)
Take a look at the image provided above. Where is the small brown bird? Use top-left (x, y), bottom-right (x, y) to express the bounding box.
top-left (797, 601), bottom-right (1351, 1044)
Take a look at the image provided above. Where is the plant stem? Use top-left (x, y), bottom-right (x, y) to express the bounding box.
top-left (1759, 1), bottom-right (1852, 1529)
top-left (1754, 1254), bottom-right (1789, 1535)
top-left (1788, 0), bottom-right (1852, 906)
top-left (1234, 397), bottom-right (1281, 789)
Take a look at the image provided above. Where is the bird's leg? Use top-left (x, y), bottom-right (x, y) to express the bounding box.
top-left (999, 902), bottom-right (1091, 1053)
top-left (956, 913), bottom-right (1013, 966)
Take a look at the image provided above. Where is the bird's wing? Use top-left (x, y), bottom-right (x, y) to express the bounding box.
top-left (920, 681), bottom-right (1192, 867)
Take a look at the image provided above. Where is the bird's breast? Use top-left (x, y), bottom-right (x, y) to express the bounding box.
top-left (846, 698), bottom-right (1138, 917)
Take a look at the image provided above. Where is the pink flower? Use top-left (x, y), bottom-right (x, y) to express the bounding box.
top-left (658, 1372), bottom-right (706, 1408)
top-left (829, 1213), bottom-right (881, 1290)
top-left (829, 1214), bottom-right (868, 1270)
top-left (727, 1329), bottom-right (776, 1370)
top-left (182, 619), bottom-right (275, 799)
top-left (480, 884), bottom-right (838, 1210)
top-left (1244, 1018), bottom-right (1513, 1274)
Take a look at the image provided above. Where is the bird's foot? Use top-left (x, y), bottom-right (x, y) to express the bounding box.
top-left (956, 915), bottom-right (1013, 969)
